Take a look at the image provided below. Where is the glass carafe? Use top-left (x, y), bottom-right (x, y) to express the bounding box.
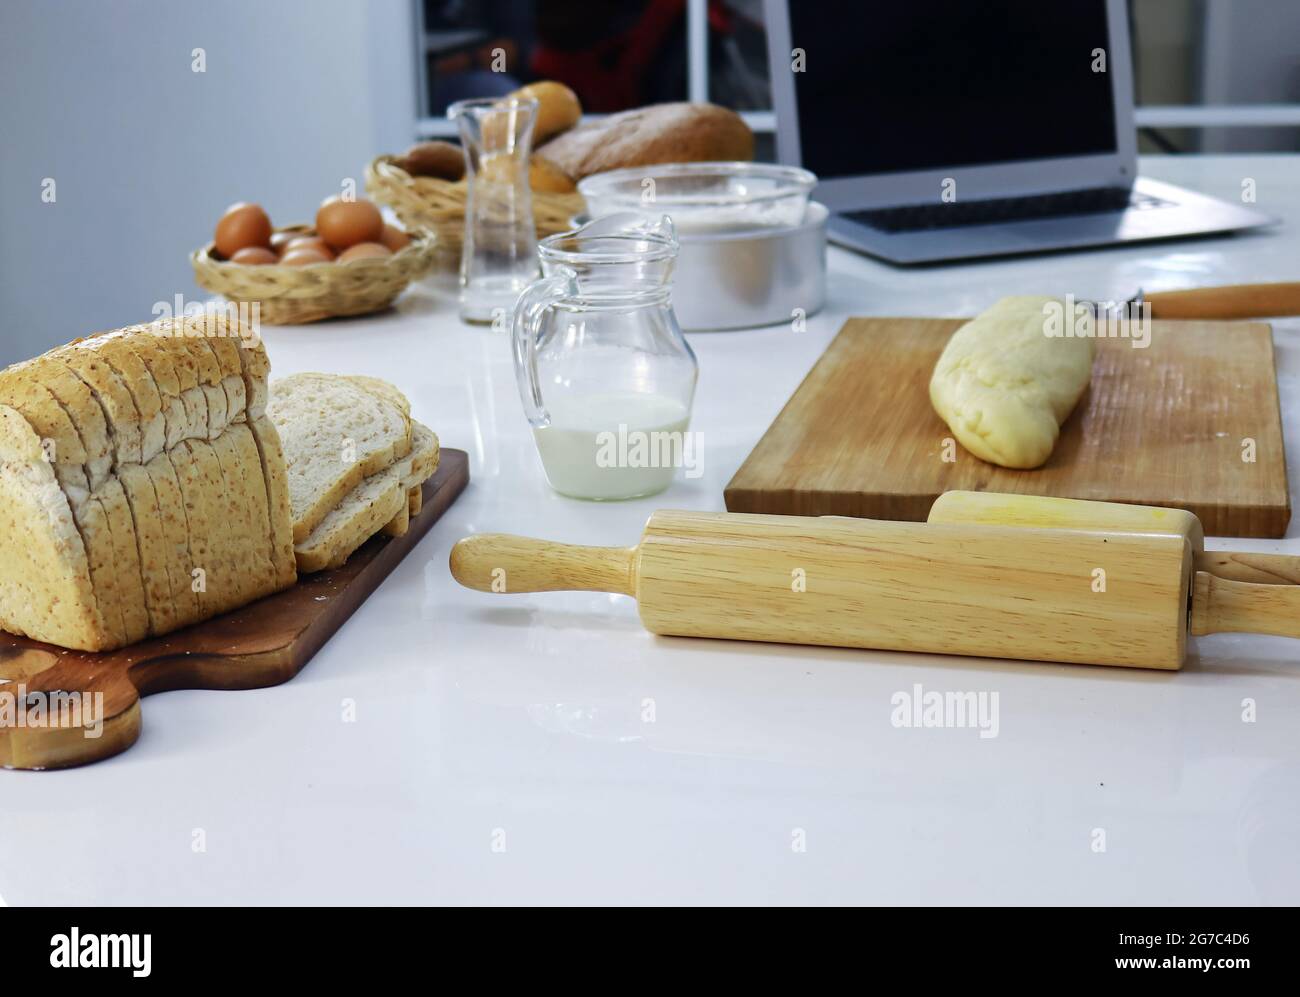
top-left (448, 96), bottom-right (540, 324)
top-left (512, 213), bottom-right (699, 500)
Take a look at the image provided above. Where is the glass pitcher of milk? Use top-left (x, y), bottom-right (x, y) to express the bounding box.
top-left (512, 213), bottom-right (698, 500)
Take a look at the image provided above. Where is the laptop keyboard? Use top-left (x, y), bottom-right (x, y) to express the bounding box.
top-left (845, 186), bottom-right (1171, 233)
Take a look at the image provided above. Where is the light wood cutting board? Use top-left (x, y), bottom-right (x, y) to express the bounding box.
top-left (0, 449), bottom-right (468, 771)
top-left (724, 319), bottom-right (1290, 538)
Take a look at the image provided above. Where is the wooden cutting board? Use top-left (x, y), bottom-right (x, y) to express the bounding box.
top-left (725, 319), bottom-right (1290, 537)
top-left (0, 449), bottom-right (469, 771)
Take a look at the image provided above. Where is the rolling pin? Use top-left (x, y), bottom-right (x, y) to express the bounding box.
top-left (450, 508), bottom-right (1300, 670)
top-left (927, 491), bottom-right (1300, 586)
top-left (1144, 282), bottom-right (1300, 321)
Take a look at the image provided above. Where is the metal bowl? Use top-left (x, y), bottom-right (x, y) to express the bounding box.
top-left (673, 202), bottom-right (828, 331)
top-left (572, 202), bottom-right (829, 331)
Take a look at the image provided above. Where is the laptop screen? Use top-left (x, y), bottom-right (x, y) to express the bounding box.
top-left (789, 0), bottom-right (1117, 178)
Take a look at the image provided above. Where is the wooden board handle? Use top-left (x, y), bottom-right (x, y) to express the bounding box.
top-left (450, 534), bottom-right (637, 595)
top-left (1190, 571), bottom-right (1300, 638)
top-left (1147, 282), bottom-right (1300, 320)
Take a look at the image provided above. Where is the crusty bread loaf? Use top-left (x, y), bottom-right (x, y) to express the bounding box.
top-left (268, 373), bottom-right (412, 543)
top-left (0, 316), bottom-right (296, 651)
top-left (535, 102), bottom-right (753, 181)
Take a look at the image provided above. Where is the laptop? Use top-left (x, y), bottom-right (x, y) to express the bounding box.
top-left (764, 0), bottom-right (1275, 264)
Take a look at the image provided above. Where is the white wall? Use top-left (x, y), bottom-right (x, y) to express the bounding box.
top-left (1200, 0), bottom-right (1300, 152)
top-left (0, 0), bottom-right (417, 365)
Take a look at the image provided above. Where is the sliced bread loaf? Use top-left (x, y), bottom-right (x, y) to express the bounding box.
top-left (0, 320), bottom-right (296, 650)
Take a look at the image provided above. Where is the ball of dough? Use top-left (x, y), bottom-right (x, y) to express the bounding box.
top-left (929, 296), bottom-right (1096, 469)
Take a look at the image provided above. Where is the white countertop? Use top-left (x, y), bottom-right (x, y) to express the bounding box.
top-left (5, 156), bottom-right (1300, 906)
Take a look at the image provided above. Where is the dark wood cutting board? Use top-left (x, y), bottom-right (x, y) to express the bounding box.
top-left (725, 319), bottom-right (1290, 537)
top-left (0, 449), bottom-right (468, 770)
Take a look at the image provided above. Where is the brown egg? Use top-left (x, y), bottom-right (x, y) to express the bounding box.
top-left (316, 197), bottom-right (383, 251)
top-left (284, 235), bottom-right (334, 259)
top-left (378, 224), bottom-right (410, 253)
top-left (214, 203), bottom-right (272, 258)
top-left (279, 247), bottom-right (332, 266)
top-left (338, 242), bottom-right (393, 263)
top-left (230, 246), bottom-right (279, 265)
top-left (269, 230), bottom-right (298, 255)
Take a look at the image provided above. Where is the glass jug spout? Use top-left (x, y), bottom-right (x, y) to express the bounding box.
top-left (538, 212), bottom-right (679, 301)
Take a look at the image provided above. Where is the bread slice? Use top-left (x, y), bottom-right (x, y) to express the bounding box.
top-left (115, 463), bottom-right (177, 636)
top-left (150, 449), bottom-right (200, 627)
top-left (234, 334), bottom-right (271, 419)
top-left (163, 336), bottom-right (209, 442)
top-left (342, 375), bottom-right (411, 424)
top-left (46, 348), bottom-right (178, 637)
top-left (29, 358), bottom-right (151, 645)
top-left (229, 338), bottom-right (296, 587)
top-left (87, 332), bottom-right (168, 462)
top-left (180, 334), bottom-right (229, 441)
top-left (168, 441), bottom-right (221, 619)
top-left (204, 333), bottom-right (248, 424)
top-left (382, 449), bottom-right (440, 538)
top-left (123, 334), bottom-right (187, 449)
top-left (50, 349), bottom-right (142, 465)
top-left (229, 422), bottom-right (277, 585)
top-left (86, 329), bottom-right (201, 629)
top-left (342, 375), bottom-right (414, 538)
top-left (0, 404), bottom-right (114, 650)
top-left (295, 421), bottom-right (440, 572)
top-left (0, 367), bottom-right (131, 646)
top-left (211, 427), bottom-right (274, 597)
top-left (246, 415), bottom-right (298, 589)
top-left (381, 500), bottom-right (410, 538)
top-left (33, 358), bottom-right (150, 644)
top-left (269, 373), bottom-right (412, 543)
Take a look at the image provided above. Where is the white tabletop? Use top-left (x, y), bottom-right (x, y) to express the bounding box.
top-left (4, 155), bottom-right (1299, 906)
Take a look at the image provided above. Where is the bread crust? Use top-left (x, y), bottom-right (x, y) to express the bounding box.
top-left (535, 102), bottom-right (753, 181)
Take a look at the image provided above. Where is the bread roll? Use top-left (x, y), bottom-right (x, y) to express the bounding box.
top-left (396, 141), bottom-right (465, 181)
top-left (510, 81), bottom-right (582, 143)
top-left (535, 102), bottom-right (753, 181)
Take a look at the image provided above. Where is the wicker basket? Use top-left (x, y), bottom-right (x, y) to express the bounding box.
top-left (191, 225), bottom-right (439, 325)
top-left (365, 155), bottom-right (583, 266)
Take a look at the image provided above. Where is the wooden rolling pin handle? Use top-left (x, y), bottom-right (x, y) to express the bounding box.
top-left (1190, 571), bottom-right (1300, 639)
top-left (449, 534), bottom-right (637, 596)
top-left (1147, 282), bottom-right (1300, 321)
top-left (1198, 551), bottom-right (1300, 586)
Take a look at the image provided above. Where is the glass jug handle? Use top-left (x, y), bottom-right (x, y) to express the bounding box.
top-left (511, 267), bottom-right (578, 428)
